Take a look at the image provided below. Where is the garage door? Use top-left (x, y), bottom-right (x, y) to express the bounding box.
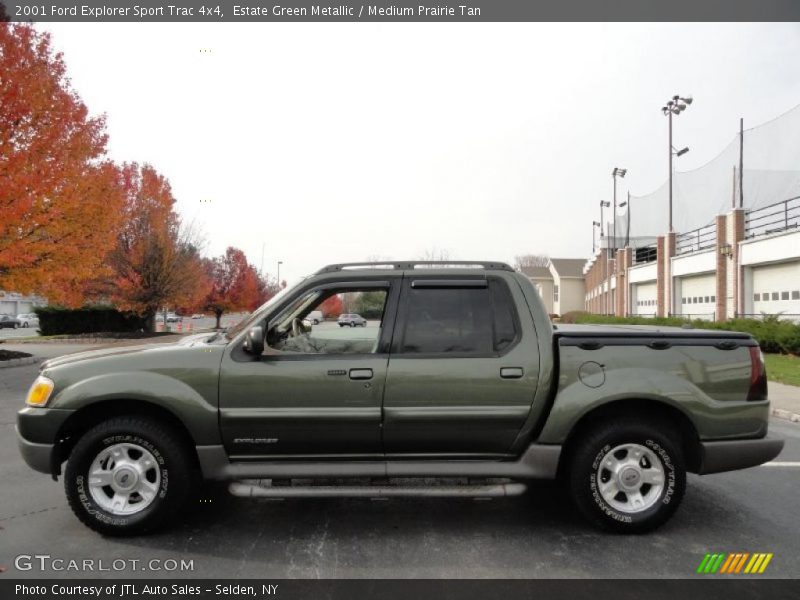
top-left (752, 262), bottom-right (800, 322)
top-left (678, 274), bottom-right (716, 321)
top-left (632, 282), bottom-right (657, 316)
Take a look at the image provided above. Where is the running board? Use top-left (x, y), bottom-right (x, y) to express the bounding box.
top-left (229, 479), bottom-right (527, 498)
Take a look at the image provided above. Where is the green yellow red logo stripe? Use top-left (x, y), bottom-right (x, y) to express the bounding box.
top-left (697, 552), bottom-right (773, 574)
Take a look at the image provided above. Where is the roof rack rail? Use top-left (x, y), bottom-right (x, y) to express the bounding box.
top-left (315, 261), bottom-right (515, 274)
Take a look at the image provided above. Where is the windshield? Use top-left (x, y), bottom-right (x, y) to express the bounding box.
top-left (224, 277), bottom-right (307, 340)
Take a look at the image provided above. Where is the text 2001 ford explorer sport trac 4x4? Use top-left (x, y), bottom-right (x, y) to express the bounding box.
top-left (17, 261), bottom-right (783, 535)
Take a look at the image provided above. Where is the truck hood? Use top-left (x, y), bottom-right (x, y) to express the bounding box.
top-left (40, 333), bottom-right (217, 370)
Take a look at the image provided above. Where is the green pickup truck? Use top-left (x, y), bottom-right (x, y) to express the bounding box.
top-left (17, 261), bottom-right (783, 535)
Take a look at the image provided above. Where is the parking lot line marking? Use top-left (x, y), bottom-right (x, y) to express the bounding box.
top-left (762, 461), bottom-right (800, 467)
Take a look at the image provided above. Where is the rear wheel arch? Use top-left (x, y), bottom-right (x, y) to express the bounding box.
top-left (556, 398), bottom-right (702, 478)
top-left (53, 399), bottom-right (199, 475)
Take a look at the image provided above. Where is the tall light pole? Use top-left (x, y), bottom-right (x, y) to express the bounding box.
top-left (612, 167), bottom-right (627, 259)
top-left (600, 200), bottom-right (610, 315)
top-left (661, 95), bottom-right (693, 232)
top-left (619, 198), bottom-right (629, 246)
top-left (592, 221), bottom-right (601, 254)
top-left (276, 261), bottom-right (283, 288)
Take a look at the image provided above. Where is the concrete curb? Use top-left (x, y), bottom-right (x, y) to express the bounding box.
top-left (772, 408), bottom-right (800, 423)
top-left (0, 356), bottom-right (42, 369)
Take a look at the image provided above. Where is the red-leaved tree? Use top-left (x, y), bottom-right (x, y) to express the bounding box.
top-left (105, 163), bottom-right (207, 329)
top-left (0, 23), bottom-right (124, 304)
top-left (204, 247), bottom-right (261, 329)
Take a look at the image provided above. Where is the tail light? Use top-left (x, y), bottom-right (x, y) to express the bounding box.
top-left (747, 346), bottom-right (768, 401)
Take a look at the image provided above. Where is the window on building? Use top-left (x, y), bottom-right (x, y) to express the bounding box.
top-left (781, 291), bottom-right (790, 300)
top-left (711, 295), bottom-right (716, 302)
top-left (754, 293), bottom-right (761, 301)
top-left (553, 284), bottom-right (559, 303)
top-left (793, 291), bottom-right (800, 300)
top-left (704, 296), bottom-right (710, 303)
top-left (772, 292), bottom-right (779, 301)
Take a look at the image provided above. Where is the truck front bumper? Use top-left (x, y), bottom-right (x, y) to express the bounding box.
top-left (697, 436), bottom-right (784, 474)
top-left (17, 426), bottom-right (55, 475)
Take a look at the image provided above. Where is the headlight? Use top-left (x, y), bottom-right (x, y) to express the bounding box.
top-left (26, 376), bottom-right (54, 407)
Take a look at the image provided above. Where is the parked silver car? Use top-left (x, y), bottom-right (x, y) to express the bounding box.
top-left (16, 313), bottom-right (39, 328)
top-left (337, 313), bottom-right (367, 327)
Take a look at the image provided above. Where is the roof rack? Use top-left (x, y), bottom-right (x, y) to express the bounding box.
top-left (315, 261), bottom-right (515, 274)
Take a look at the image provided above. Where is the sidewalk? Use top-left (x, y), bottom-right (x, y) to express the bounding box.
top-left (769, 381), bottom-right (800, 422)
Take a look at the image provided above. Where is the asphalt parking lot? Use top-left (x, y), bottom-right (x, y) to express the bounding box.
top-left (1, 344), bottom-right (799, 579)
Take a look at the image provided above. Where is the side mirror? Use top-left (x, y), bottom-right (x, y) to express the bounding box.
top-left (243, 326), bottom-right (264, 356)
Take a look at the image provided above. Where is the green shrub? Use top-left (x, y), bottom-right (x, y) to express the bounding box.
top-left (35, 306), bottom-right (147, 336)
top-left (566, 313), bottom-right (800, 355)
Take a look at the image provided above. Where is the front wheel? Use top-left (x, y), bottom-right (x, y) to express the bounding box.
top-left (65, 416), bottom-right (198, 536)
top-left (22, 322), bottom-right (29, 328)
top-left (568, 418), bottom-right (686, 533)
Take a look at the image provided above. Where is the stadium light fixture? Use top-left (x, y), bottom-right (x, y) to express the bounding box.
top-left (662, 93), bottom-right (693, 232)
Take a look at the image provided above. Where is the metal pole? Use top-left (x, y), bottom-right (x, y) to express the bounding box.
top-left (739, 118), bottom-right (744, 209)
top-left (277, 261), bottom-right (282, 287)
top-left (613, 176), bottom-right (617, 259)
top-left (669, 110), bottom-right (673, 232)
top-left (600, 202), bottom-right (606, 315)
top-left (626, 191), bottom-right (631, 247)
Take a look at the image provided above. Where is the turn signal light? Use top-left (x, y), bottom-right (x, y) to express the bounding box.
top-left (747, 347), bottom-right (768, 402)
top-left (26, 376), bottom-right (54, 407)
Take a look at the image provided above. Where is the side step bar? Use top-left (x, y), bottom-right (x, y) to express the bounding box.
top-left (229, 479), bottom-right (527, 498)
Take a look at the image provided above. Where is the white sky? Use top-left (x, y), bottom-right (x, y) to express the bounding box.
top-left (42, 22), bottom-right (800, 282)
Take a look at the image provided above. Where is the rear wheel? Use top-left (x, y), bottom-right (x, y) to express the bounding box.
top-left (65, 416), bottom-right (198, 536)
top-left (568, 418), bottom-right (686, 533)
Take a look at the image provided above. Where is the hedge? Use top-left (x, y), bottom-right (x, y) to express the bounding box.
top-left (34, 306), bottom-right (148, 336)
top-left (558, 311), bottom-right (800, 356)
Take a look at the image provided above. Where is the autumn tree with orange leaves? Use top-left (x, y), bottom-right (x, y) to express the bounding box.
top-left (105, 163), bottom-right (207, 330)
top-left (0, 23), bottom-right (124, 305)
top-left (204, 247), bottom-right (263, 329)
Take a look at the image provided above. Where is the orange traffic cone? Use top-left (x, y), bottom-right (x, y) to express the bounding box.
top-left (177, 321), bottom-right (183, 333)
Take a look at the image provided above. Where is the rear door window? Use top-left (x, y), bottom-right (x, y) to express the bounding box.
top-left (399, 279), bottom-right (519, 355)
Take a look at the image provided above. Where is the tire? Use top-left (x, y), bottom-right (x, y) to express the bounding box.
top-left (22, 322), bottom-right (29, 328)
top-left (64, 416), bottom-right (198, 536)
top-left (13, 323), bottom-right (18, 329)
top-left (568, 418), bottom-right (686, 533)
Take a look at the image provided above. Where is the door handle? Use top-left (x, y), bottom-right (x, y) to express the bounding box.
top-left (349, 368), bottom-right (373, 380)
top-left (500, 367), bottom-right (524, 379)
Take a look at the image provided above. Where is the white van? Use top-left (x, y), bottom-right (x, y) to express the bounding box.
top-left (306, 310), bottom-right (324, 325)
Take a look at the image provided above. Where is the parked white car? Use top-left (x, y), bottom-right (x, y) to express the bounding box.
top-left (16, 313), bottom-right (39, 328)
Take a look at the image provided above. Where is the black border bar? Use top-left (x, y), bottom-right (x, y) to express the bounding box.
top-left (3, 0), bottom-right (800, 22)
